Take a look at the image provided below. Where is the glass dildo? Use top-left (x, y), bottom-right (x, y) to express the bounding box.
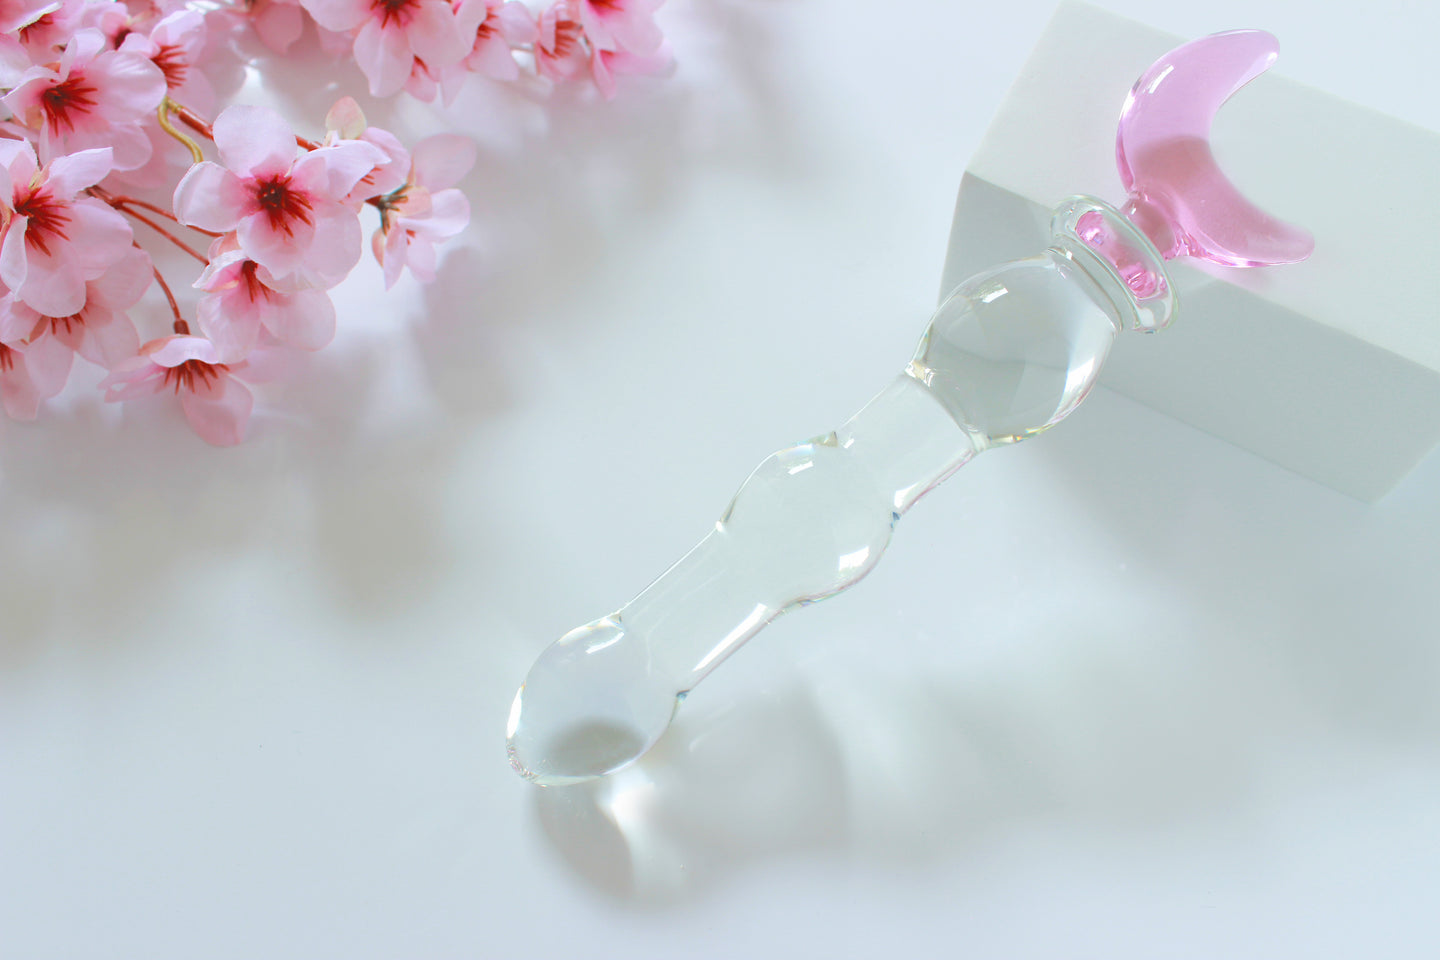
top-left (508, 28), bottom-right (1314, 785)
top-left (508, 199), bottom-right (1176, 784)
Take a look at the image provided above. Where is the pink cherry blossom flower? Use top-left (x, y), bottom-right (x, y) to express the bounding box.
top-left (100, 334), bottom-right (255, 446)
top-left (455, 0), bottom-right (535, 82)
top-left (590, 40), bottom-right (670, 99)
top-left (572, 0), bottom-right (662, 55)
top-left (2, 28), bottom-right (167, 170)
top-left (75, 0), bottom-right (129, 43)
top-left (371, 133), bottom-right (474, 287)
top-left (0, 141), bottom-right (132, 318)
top-left (173, 104), bottom-right (387, 281)
top-left (301, 0), bottom-right (469, 98)
top-left (0, 245), bottom-right (147, 369)
top-left (194, 249), bottom-right (336, 358)
top-left (109, 10), bottom-right (219, 189)
top-left (324, 97), bottom-right (410, 203)
top-left (119, 10), bottom-right (215, 114)
top-left (0, 325), bottom-right (71, 419)
top-left (0, 0), bottom-right (58, 37)
top-left (13, 0), bottom-right (78, 58)
top-left (401, 53), bottom-right (442, 103)
top-left (534, 2), bottom-right (588, 83)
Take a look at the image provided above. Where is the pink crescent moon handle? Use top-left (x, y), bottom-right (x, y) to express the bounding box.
top-left (1116, 29), bottom-right (1314, 267)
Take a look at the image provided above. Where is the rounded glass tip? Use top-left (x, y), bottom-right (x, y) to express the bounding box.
top-left (507, 617), bottom-right (680, 786)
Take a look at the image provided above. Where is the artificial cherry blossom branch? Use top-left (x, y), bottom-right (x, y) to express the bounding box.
top-left (0, 0), bottom-right (675, 444)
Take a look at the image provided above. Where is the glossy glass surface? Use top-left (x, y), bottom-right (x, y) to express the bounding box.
top-left (508, 376), bottom-right (977, 784)
top-left (909, 252), bottom-right (1121, 444)
top-left (507, 202), bottom-right (1163, 784)
top-left (1115, 29), bottom-right (1314, 266)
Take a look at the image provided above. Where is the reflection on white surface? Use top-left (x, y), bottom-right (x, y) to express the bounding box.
top-left (535, 687), bottom-right (847, 903)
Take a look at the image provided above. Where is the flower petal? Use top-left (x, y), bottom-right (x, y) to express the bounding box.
top-left (467, 35), bottom-right (520, 81)
top-left (17, 244), bottom-right (87, 317)
top-left (411, 188), bottom-right (470, 239)
top-left (296, 139), bottom-right (388, 203)
top-left (354, 20), bottom-right (414, 98)
top-left (288, 208), bottom-right (360, 288)
top-left (258, 286), bottom-right (335, 351)
top-left (45, 147), bottom-right (115, 197)
top-left (0, 217), bottom-right (30, 292)
top-left (381, 222), bottom-right (406, 289)
top-left (77, 306), bottom-right (141, 369)
top-left (90, 49), bottom-right (167, 121)
top-left (412, 134), bottom-right (476, 191)
top-left (180, 371), bottom-right (252, 446)
top-left (23, 331), bottom-right (73, 396)
top-left (104, 122), bottom-right (156, 173)
top-left (146, 334), bottom-right (225, 367)
top-left (99, 355), bottom-right (165, 401)
top-left (66, 199), bottom-right (134, 278)
top-left (236, 209), bottom-right (316, 278)
top-left (174, 162), bottom-right (247, 232)
top-left (214, 104), bottom-right (298, 179)
top-left (607, 11), bottom-right (662, 56)
top-left (0, 136), bottom-right (35, 184)
top-left (90, 247), bottom-right (153, 310)
top-left (301, 0), bottom-right (370, 33)
top-left (405, 231), bottom-right (439, 282)
top-left (326, 96), bottom-right (367, 140)
top-left (408, 1), bottom-right (469, 68)
top-left (498, 1), bottom-right (538, 44)
top-left (0, 294), bottom-right (37, 342)
top-left (197, 290), bottom-right (261, 362)
top-left (0, 356), bottom-right (41, 419)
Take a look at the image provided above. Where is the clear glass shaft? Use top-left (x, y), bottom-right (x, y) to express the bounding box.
top-left (508, 198), bottom-right (1173, 785)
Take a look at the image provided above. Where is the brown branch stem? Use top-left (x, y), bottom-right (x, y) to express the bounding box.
top-left (149, 263), bottom-right (186, 333)
top-left (115, 205), bottom-right (210, 264)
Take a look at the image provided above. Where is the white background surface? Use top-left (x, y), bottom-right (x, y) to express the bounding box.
top-left (3, 1), bottom-right (1439, 957)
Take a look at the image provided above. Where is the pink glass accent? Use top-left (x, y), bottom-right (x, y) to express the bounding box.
top-left (1075, 209), bottom-right (1167, 299)
top-left (1113, 29), bottom-right (1314, 267)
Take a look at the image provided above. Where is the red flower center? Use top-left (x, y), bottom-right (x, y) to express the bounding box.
top-left (162, 359), bottom-right (227, 394)
top-left (153, 44), bottom-right (189, 89)
top-left (39, 313), bottom-right (85, 338)
top-left (239, 260), bottom-right (276, 303)
top-left (372, 0), bottom-right (419, 29)
top-left (0, 343), bottom-right (14, 372)
top-left (252, 174), bottom-right (313, 236)
top-left (39, 72), bottom-right (99, 134)
top-left (551, 19), bottom-right (583, 57)
top-left (18, 13), bottom-right (57, 45)
top-left (12, 186), bottom-right (71, 258)
top-left (591, 0), bottom-right (624, 11)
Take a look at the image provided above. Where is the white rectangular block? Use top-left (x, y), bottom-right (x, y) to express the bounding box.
top-left (942, 1), bottom-right (1440, 501)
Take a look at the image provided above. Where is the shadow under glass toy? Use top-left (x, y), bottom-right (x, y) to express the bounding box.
top-left (508, 29), bottom-right (1314, 785)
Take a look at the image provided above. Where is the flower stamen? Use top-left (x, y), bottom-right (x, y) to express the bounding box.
top-left (162, 358), bottom-right (226, 394)
top-left (39, 73), bottom-right (100, 134)
top-left (373, 0), bottom-right (419, 29)
top-left (239, 261), bottom-right (276, 303)
top-left (12, 187), bottom-right (72, 258)
top-left (153, 45), bottom-right (189, 88)
top-left (253, 175), bottom-right (313, 235)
